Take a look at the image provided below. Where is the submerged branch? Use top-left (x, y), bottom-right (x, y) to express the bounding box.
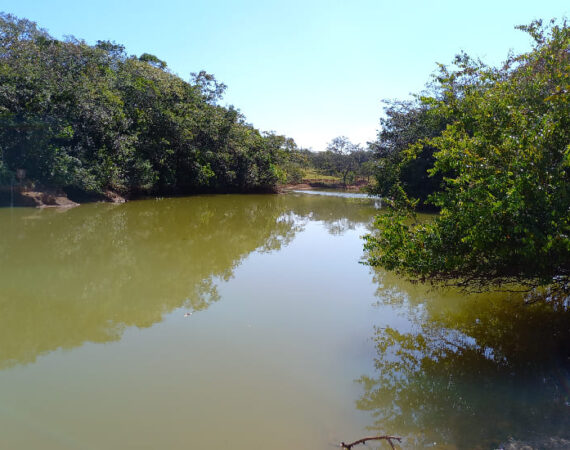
top-left (340, 435), bottom-right (402, 449)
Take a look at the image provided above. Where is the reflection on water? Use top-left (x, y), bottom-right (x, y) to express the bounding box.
top-left (0, 193), bottom-right (383, 450)
top-left (0, 193), bottom-right (378, 369)
top-left (1, 193), bottom-right (568, 449)
top-left (358, 270), bottom-right (570, 449)
top-left (0, 197), bottom-right (286, 369)
top-left (289, 189), bottom-right (378, 200)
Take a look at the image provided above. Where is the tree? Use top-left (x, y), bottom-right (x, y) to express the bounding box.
top-left (190, 70), bottom-right (227, 104)
top-left (369, 99), bottom-right (448, 208)
top-left (358, 160), bottom-right (376, 182)
top-left (365, 19), bottom-right (570, 298)
top-left (139, 52), bottom-right (167, 70)
top-left (0, 13), bottom-right (293, 197)
top-left (325, 136), bottom-right (362, 185)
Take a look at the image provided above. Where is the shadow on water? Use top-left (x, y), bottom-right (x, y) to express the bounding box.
top-left (357, 269), bottom-right (570, 449)
top-left (0, 193), bottom-right (379, 370)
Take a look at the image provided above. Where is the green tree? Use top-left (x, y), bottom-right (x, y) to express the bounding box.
top-left (365, 19), bottom-right (570, 297)
top-left (369, 99), bottom-right (448, 208)
top-left (138, 52), bottom-right (167, 69)
top-left (0, 13), bottom-right (293, 198)
top-left (190, 70), bottom-right (227, 105)
top-left (325, 136), bottom-right (362, 185)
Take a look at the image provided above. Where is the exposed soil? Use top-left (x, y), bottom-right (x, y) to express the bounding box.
top-left (102, 190), bottom-right (126, 204)
top-left (1, 180), bottom-right (368, 207)
top-left (21, 190), bottom-right (79, 208)
top-left (0, 186), bottom-right (126, 208)
top-left (0, 187), bottom-right (78, 208)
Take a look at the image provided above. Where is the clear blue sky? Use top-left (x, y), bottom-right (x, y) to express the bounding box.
top-left (2, 0), bottom-right (568, 150)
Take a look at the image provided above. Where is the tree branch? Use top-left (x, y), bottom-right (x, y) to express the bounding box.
top-left (340, 435), bottom-right (402, 449)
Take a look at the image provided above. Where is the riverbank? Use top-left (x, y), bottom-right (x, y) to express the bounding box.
top-left (0, 184), bottom-right (282, 208)
top-left (279, 180), bottom-right (369, 192)
top-left (0, 181), bottom-right (369, 208)
top-left (0, 186), bottom-right (79, 208)
top-left (0, 186), bottom-right (127, 208)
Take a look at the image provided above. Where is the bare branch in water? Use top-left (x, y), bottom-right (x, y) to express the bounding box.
top-left (341, 435), bottom-right (402, 449)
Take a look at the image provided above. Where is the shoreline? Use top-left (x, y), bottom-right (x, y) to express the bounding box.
top-left (0, 186), bottom-right (125, 209)
top-left (0, 182), bottom-right (370, 209)
top-left (0, 185), bottom-right (280, 209)
top-left (279, 181), bottom-right (370, 193)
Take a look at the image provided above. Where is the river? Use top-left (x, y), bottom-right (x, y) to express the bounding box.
top-left (0, 192), bottom-right (568, 449)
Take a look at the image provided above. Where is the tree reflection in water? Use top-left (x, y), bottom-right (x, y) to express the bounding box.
top-left (358, 271), bottom-right (570, 449)
top-left (0, 193), bottom-right (379, 370)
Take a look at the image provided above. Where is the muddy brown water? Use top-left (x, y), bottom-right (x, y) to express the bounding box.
top-left (0, 192), bottom-right (568, 449)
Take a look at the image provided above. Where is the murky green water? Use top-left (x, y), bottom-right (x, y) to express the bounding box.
top-left (0, 193), bottom-right (568, 449)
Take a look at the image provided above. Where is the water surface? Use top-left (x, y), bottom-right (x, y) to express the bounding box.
top-left (0, 193), bottom-right (568, 449)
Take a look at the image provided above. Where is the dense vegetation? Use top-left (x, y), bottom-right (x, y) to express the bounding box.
top-left (312, 136), bottom-right (374, 185)
top-left (284, 137), bottom-right (374, 187)
top-left (365, 19), bottom-right (569, 297)
top-left (368, 99), bottom-right (448, 208)
top-left (0, 13), bottom-right (297, 198)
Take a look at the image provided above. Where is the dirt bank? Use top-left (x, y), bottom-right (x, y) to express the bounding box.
top-left (0, 187), bottom-right (78, 208)
top-left (0, 187), bottom-right (126, 208)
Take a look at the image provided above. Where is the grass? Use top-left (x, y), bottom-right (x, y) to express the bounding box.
top-left (300, 168), bottom-right (341, 183)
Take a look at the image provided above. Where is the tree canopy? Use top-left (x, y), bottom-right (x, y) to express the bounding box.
top-left (0, 13), bottom-right (296, 197)
top-left (302, 136), bottom-right (373, 186)
top-left (369, 99), bottom-right (448, 208)
top-left (365, 19), bottom-right (570, 297)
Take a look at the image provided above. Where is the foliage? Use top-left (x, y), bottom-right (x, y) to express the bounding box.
top-left (365, 19), bottom-right (570, 294)
top-left (324, 136), bottom-right (361, 185)
top-left (273, 144), bottom-right (374, 186)
top-left (190, 70), bottom-right (227, 104)
top-left (369, 99), bottom-right (448, 207)
top-left (300, 136), bottom-right (374, 186)
top-left (0, 13), bottom-right (293, 196)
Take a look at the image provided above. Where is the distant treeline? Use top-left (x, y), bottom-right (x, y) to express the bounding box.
top-left (280, 137), bottom-right (375, 187)
top-left (0, 13), bottom-right (299, 197)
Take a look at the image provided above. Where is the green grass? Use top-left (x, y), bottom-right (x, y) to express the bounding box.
top-left (301, 168), bottom-right (340, 183)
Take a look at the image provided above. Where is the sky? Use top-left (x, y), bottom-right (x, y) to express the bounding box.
top-left (2, 0), bottom-right (568, 151)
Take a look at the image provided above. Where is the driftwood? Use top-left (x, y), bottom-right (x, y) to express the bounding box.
top-left (340, 435), bottom-right (402, 449)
